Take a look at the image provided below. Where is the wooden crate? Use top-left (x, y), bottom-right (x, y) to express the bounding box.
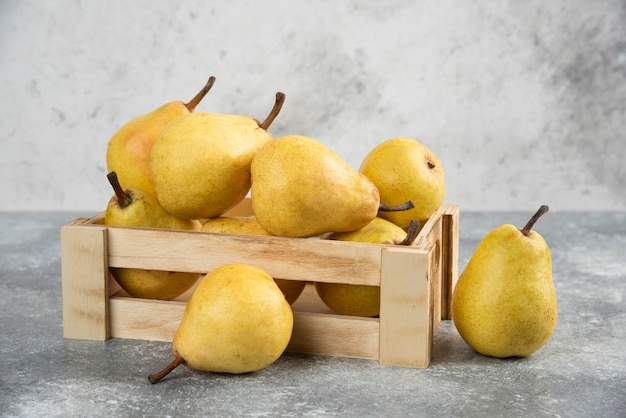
top-left (61, 199), bottom-right (459, 368)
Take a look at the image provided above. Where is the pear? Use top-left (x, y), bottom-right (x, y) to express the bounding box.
top-left (148, 263), bottom-right (294, 383)
top-left (360, 137), bottom-right (446, 227)
top-left (451, 205), bottom-right (557, 358)
top-left (201, 216), bottom-right (272, 236)
top-left (315, 218), bottom-right (420, 317)
top-left (200, 216), bottom-right (306, 304)
top-left (104, 171), bottom-right (201, 300)
top-left (150, 92), bottom-right (286, 220)
top-left (251, 135), bottom-right (413, 238)
top-left (106, 76), bottom-right (215, 197)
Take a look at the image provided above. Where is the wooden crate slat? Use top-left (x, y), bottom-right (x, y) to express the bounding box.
top-left (110, 297), bottom-right (184, 341)
top-left (440, 205), bottom-right (460, 320)
top-left (106, 227), bottom-right (384, 286)
top-left (287, 312), bottom-right (379, 359)
top-left (110, 296), bottom-right (380, 360)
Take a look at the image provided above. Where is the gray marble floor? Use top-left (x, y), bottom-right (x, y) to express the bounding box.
top-left (1, 211), bottom-right (624, 417)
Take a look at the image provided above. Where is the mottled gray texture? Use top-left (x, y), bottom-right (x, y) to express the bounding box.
top-left (1, 1), bottom-right (625, 212)
top-left (0, 211), bottom-right (624, 417)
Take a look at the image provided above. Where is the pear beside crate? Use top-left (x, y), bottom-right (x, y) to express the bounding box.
top-left (61, 198), bottom-right (459, 369)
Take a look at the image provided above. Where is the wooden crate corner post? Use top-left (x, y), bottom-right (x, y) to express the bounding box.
top-left (60, 220), bottom-right (110, 341)
top-left (379, 245), bottom-right (434, 368)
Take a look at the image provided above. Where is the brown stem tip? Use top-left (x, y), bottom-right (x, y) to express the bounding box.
top-left (185, 76), bottom-right (216, 112)
top-left (107, 171), bottom-right (132, 208)
top-left (398, 220), bottom-right (420, 246)
top-left (378, 200), bottom-right (414, 213)
top-left (520, 205), bottom-right (549, 236)
top-left (258, 92), bottom-right (286, 130)
top-left (148, 354), bottom-right (186, 384)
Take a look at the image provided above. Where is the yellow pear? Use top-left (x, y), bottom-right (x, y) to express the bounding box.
top-left (315, 218), bottom-right (420, 317)
top-left (452, 205), bottom-right (557, 358)
top-left (360, 137), bottom-right (446, 227)
top-left (106, 76), bottom-right (215, 197)
top-left (148, 264), bottom-right (294, 383)
top-left (201, 216), bottom-right (272, 236)
top-left (251, 135), bottom-right (412, 238)
top-left (150, 92), bottom-right (285, 220)
top-left (200, 216), bottom-right (306, 304)
top-left (104, 172), bottom-right (201, 300)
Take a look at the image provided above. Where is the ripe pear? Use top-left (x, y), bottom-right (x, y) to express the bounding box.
top-left (360, 137), bottom-right (446, 227)
top-left (150, 92), bottom-right (286, 220)
top-left (148, 264), bottom-right (294, 383)
top-left (106, 76), bottom-right (215, 197)
top-left (201, 216), bottom-right (272, 236)
top-left (104, 172), bottom-right (201, 300)
top-left (200, 216), bottom-right (306, 304)
top-left (451, 205), bottom-right (557, 358)
top-left (251, 135), bottom-right (412, 238)
top-left (315, 218), bottom-right (420, 317)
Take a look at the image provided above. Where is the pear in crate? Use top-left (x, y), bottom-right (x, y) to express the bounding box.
top-left (452, 205), bottom-right (558, 358)
top-left (316, 218), bottom-right (420, 317)
top-left (150, 92), bottom-right (286, 220)
top-left (106, 76), bottom-right (215, 197)
top-left (104, 172), bottom-right (201, 300)
top-left (360, 137), bottom-right (445, 227)
top-left (251, 135), bottom-right (414, 238)
top-left (201, 216), bottom-right (306, 304)
top-left (148, 264), bottom-right (294, 383)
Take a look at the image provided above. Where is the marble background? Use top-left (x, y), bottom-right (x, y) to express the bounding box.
top-left (1, 0), bottom-right (625, 212)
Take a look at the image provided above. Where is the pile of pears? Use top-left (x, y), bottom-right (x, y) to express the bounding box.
top-left (103, 76), bottom-right (447, 308)
top-left (101, 75), bottom-right (557, 380)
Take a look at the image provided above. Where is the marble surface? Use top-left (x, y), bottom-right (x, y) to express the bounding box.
top-left (0, 210), bottom-right (625, 417)
top-left (1, 1), bottom-right (626, 212)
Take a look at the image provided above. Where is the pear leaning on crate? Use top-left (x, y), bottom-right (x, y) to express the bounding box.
top-left (201, 217), bottom-right (306, 304)
top-left (104, 171), bottom-right (202, 300)
top-left (315, 218), bottom-right (420, 317)
top-left (106, 76), bottom-right (216, 197)
top-left (360, 137), bottom-right (446, 228)
top-left (250, 135), bottom-right (414, 238)
top-left (148, 264), bottom-right (294, 383)
top-left (451, 205), bottom-right (558, 358)
top-left (150, 92), bottom-right (286, 220)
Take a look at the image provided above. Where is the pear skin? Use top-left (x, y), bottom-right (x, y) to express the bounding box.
top-left (201, 216), bottom-right (272, 236)
top-left (148, 264), bottom-right (294, 382)
top-left (106, 77), bottom-right (215, 197)
top-left (104, 172), bottom-right (201, 300)
top-left (150, 93), bottom-right (285, 220)
top-left (316, 218), bottom-right (419, 317)
top-left (360, 137), bottom-right (445, 227)
top-left (251, 135), bottom-right (381, 238)
top-left (201, 216), bottom-right (306, 304)
top-left (451, 206), bottom-right (557, 358)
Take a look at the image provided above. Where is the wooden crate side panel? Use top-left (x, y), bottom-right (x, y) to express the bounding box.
top-left (105, 227), bottom-right (384, 286)
top-left (379, 246), bottom-right (433, 368)
top-left (61, 223), bottom-right (110, 341)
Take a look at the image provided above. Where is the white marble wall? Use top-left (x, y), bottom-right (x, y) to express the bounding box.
top-left (1, 0), bottom-right (624, 212)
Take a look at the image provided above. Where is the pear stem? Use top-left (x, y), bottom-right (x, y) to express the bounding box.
top-left (378, 200), bottom-right (414, 212)
top-left (520, 205), bottom-right (549, 236)
top-left (184, 76), bottom-right (216, 111)
top-left (148, 353), bottom-right (186, 384)
top-left (258, 92), bottom-right (286, 130)
top-left (398, 220), bottom-right (420, 246)
top-left (107, 171), bottom-right (132, 209)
